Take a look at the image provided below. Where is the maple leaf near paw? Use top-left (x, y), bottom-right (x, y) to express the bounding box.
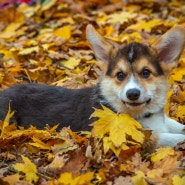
top-left (91, 105), bottom-right (145, 156)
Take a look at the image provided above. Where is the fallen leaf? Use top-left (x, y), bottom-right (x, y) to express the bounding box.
top-left (29, 137), bottom-right (51, 150)
top-left (13, 155), bottom-right (38, 183)
top-left (0, 23), bottom-right (23, 39)
top-left (1, 174), bottom-right (22, 185)
top-left (0, 103), bottom-right (14, 138)
top-left (151, 147), bottom-right (175, 162)
top-left (169, 67), bottom-right (185, 83)
top-left (18, 46), bottom-right (39, 55)
top-left (131, 171), bottom-right (148, 185)
top-left (176, 106), bottom-right (185, 120)
top-left (54, 26), bottom-right (71, 40)
top-left (58, 171), bottom-right (94, 185)
top-left (106, 12), bottom-right (137, 25)
top-left (172, 175), bottom-right (185, 185)
top-left (92, 105), bottom-right (144, 155)
top-left (61, 57), bottom-right (81, 69)
top-left (127, 19), bottom-right (162, 32)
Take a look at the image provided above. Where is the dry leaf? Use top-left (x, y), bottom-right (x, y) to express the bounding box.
top-left (0, 0), bottom-right (185, 184)
top-left (0, 103), bottom-right (14, 138)
top-left (54, 26), bottom-right (71, 40)
top-left (58, 172), bottom-right (94, 185)
top-left (61, 57), bottom-right (81, 69)
top-left (92, 105), bottom-right (144, 155)
top-left (151, 147), bottom-right (175, 162)
top-left (131, 171), bottom-right (148, 185)
top-left (13, 155), bottom-right (38, 183)
top-left (172, 175), bottom-right (185, 185)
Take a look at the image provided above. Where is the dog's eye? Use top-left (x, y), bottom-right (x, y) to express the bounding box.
top-left (116, 72), bottom-right (125, 81)
top-left (141, 69), bottom-right (151, 78)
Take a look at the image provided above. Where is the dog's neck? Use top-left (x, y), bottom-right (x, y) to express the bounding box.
top-left (144, 112), bottom-right (153, 118)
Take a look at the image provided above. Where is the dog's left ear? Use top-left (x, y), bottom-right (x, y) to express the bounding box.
top-left (86, 24), bottom-right (120, 67)
top-left (153, 25), bottom-right (185, 73)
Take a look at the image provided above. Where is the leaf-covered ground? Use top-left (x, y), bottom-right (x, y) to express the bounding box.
top-left (0, 0), bottom-right (185, 184)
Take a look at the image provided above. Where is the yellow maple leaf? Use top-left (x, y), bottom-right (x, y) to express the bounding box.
top-left (165, 90), bottom-right (173, 115)
top-left (18, 46), bottom-right (39, 55)
top-left (61, 57), bottom-right (81, 69)
top-left (169, 67), bottom-right (185, 83)
top-left (151, 146), bottom-right (175, 162)
top-left (92, 105), bottom-right (144, 155)
top-left (127, 19), bottom-right (162, 32)
top-left (58, 172), bottom-right (73, 184)
top-left (0, 22), bottom-right (23, 39)
top-left (92, 106), bottom-right (113, 137)
top-left (103, 136), bottom-right (129, 156)
top-left (118, 31), bottom-right (142, 43)
top-left (131, 171), bottom-right (148, 185)
top-left (58, 172), bottom-right (94, 185)
top-left (106, 12), bottom-right (137, 25)
top-left (172, 175), bottom-right (185, 185)
top-left (176, 105), bottom-right (185, 120)
top-left (13, 155), bottom-right (38, 183)
top-left (0, 103), bottom-right (14, 138)
top-left (96, 13), bottom-right (108, 26)
top-left (29, 137), bottom-right (51, 150)
top-left (18, 3), bottom-right (40, 18)
top-left (178, 90), bottom-right (185, 102)
top-left (147, 169), bottom-right (163, 179)
top-left (54, 26), bottom-right (71, 40)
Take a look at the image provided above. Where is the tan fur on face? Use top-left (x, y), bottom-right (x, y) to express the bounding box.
top-left (100, 56), bottom-right (169, 118)
top-left (132, 57), bottom-right (167, 90)
top-left (133, 57), bottom-right (159, 76)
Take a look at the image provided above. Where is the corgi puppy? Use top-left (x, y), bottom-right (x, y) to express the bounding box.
top-left (0, 25), bottom-right (185, 147)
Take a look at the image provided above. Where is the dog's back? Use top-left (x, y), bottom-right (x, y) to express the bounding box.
top-left (0, 84), bottom-right (95, 130)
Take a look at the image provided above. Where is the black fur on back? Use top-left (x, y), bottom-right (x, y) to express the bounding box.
top-left (0, 83), bottom-right (108, 131)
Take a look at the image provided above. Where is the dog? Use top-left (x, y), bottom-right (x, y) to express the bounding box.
top-left (0, 25), bottom-right (185, 147)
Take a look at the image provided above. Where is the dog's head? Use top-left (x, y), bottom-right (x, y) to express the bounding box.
top-left (86, 25), bottom-right (185, 119)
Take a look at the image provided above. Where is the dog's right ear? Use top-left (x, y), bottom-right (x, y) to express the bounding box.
top-left (86, 24), bottom-right (120, 65)
top-left (153, 25), bottom-right (185, 73)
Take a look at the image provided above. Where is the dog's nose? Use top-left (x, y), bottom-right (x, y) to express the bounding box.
top-left (126, 88), bottom-right (140, 101)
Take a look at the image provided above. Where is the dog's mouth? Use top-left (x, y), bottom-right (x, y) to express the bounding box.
top-left (123, 98), bottom-right (151, 108)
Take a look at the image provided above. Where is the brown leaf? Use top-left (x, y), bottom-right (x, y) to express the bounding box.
top-left (60, 147), bottom-right (90, 177)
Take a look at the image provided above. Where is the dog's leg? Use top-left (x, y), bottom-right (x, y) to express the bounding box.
top-left (153, 132), bottom-right (185, 147)
top-left (151, 116), bottom-right (185, 146)
top-left (164, 116), bottom-right (185, 134)
top-left (141, 114), bottom-right (185, 146)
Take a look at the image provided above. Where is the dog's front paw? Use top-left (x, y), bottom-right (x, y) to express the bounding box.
top-left (154, 133), bottom-right (185, 147)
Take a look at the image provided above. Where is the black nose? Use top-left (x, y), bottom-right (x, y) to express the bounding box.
top-left (126, 88), bottom-right (140, 101)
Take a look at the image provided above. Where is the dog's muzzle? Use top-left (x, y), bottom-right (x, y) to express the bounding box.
top-left (122, 98), bottom-right (151, 107)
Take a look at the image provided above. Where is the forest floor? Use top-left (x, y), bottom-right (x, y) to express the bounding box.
top-left (0, 0), bottom-right (185, 184)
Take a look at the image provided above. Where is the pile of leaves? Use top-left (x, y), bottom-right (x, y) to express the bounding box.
top-left (0, 0), bottom-right (185, 184)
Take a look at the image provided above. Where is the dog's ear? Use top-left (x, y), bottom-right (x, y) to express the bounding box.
top-left (153, 25), bottom-right (185, 73)
top-left (86, 24), bottom-right (120, 66)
